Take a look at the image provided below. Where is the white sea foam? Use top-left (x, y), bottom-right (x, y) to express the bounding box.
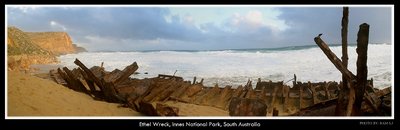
top-left (59, 44), bottom-right (392, 89)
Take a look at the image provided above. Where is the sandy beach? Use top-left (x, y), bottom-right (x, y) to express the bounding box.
top-left (7, 70), bottom-right (141, 116)
top-left (7, 68), bottom-right (229, 117)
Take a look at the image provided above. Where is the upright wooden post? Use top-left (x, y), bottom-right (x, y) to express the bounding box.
top-left (353, 23), bottom-right (369, 115)
top-left (324, 82), bottom-right (331, 100)
top-left (336, 6), bottom-right (350, 116)
top-left (299, 85), bottom-right (303, 109)
top-left (273, 107), bottom-right (279, 116)
top-left (192, 76), bottom-right (197, 85)
top-left (341, 7), bottom-right (349, 73)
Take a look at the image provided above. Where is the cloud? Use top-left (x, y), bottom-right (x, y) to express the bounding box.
top-left (6, 6), bottom-right (392, 51)
top-left (12, 6), bottom-right (38, 13)
top-left (50, 21), bottom-right (67, 31)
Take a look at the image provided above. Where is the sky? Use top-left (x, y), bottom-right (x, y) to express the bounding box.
top-left (6, 6), bottom-right (392, 51)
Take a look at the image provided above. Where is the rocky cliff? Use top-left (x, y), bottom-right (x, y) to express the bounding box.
top-left (7, 27), bottom-right (52, 56)
top-left (7, 27), bottom-right (58, 71)
top-left (26, 32), bottom-right (86, 55)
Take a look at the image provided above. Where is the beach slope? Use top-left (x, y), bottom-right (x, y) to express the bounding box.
top-left (7, 71), bottom-right (141, 116)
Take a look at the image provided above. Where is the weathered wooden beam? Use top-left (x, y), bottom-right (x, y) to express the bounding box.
top-left (232, 85), bottom-right (244, 97)
top-left (192, 76), bottom-right (196, 85)
top-left (283, 85), bottom-right (290, 112)
top-left (314, 36), bottom-right (356, 81)
top-left (215, 85), bottom-right (233, 110)
top-left (336, 6), bottom-right (353, 116)
top-left (63, 67), bottom-right (89, 95)
top-left (341, 7), bottom-right (350, 86)
top-left (57, 68), bottom-right (72, 89)
top-left (228, 97), bottom-right (267, 116)
top-left (273, 107), bottom-right (279, 116)
top-left (291, 98), bottom-right (338, 116)
top-left (74, 59), bottom-right (105, 92)
top-left (299, 85), bottom-right (303, 109)
top-left (364, 92), bottom-right (381, 114)
top-left (324, 82), bottom-right (331, 100)
top-left (308, 82), bottom-right (318, 104)
top-left (354, 23), bottom-right (370, 114)
top-left (269, 85), bottom-right (279, 113)
top-left (114, 62), bottom-right (138, 84)
top-left (77, 68), bottom-right (97, 93)
top-left (50, 69), bottom-right (67, 85)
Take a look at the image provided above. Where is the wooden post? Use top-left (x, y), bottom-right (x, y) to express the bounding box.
top-left (353, 23), bottom-right (369, 115)
top-left (324, 82), bottom-right (331, 100)
top-left (336, 6), bottom-right (352, 116)
top-left (308, 82), bottom-right (318, 104)
top-left (193, 76), bottom-right (197, 85)
top-left (341, 7), bottom-right (349, 81)
top-left (283, 86), bottom-right (289, 112)
top-left (273, 107), bottom-right (279, 116)
top-left (269, 85), bottom-right (279, 113)
top-left (299, 85), bottom-right (303, 109)
top-left (294, 74), bottom-right (297, 83)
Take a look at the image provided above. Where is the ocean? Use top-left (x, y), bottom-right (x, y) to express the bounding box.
top-left (58, 43), bottom-right (392, 89)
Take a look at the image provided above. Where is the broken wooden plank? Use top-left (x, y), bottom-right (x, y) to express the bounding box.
top-left (57, 68), bottom-right (72, 89)
top-left (308, 82), bottom-right (318, 104)
top-left (185, 84), bottom-right (203, 97)
top-left (232, 85), bottom-right (244, 98)
top-left (114, 62), bottom-right (138, 84)
top-left (63, 67), bottom-right (89, 95)
top-left (77, 68), bottom-right (97, 93)
top-left (215, 85), bottom-right (233, 110)
top-left (269, 85), bottom-right (279, 113)
top-left (169, 83), bottom-right (190, 100)
top-left (283, 85), bottom-right (290, 112)
top-left (291, 98), bottom-right (338, 116)
top-left (74, 59), bottom-right (105, 92)
top-left (143, 80), bottom-right (176, 102)
top-left (50, 69), bottom-right (67, 85)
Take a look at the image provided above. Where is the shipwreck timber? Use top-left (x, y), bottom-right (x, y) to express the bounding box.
top-left (47, 7), bottom-right (390, 116)
top-left (49, 58), bottom-right (390, 116)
